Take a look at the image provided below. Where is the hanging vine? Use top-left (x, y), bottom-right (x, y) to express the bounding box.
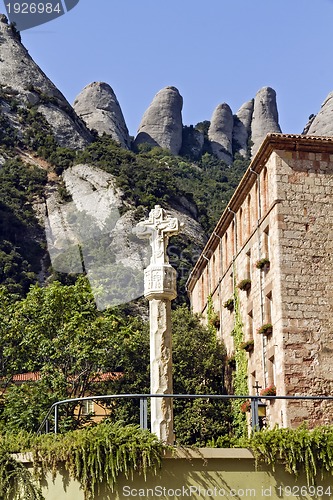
top-left (249, 424), bottom-right (333, 486)
top-left (209, 423), bottom-right (333, 487)
top-left (0, 422), bottom-right (169, 500)
top-left (230, 272), bottom-right (248, 438)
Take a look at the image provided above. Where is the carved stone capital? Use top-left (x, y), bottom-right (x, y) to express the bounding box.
top-left (144, 264), bottom-right (177, 300)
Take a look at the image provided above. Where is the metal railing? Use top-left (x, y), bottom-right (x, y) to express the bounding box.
top-left (37, 393), bottom-right (333, 435)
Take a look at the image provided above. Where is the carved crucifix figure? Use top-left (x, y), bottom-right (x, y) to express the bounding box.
top-left (136, 205), bottom-right (181, 444)
top-left (136, 205), bottom-right (180, 265)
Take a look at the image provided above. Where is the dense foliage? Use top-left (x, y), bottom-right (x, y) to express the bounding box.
top-left (0, 158), bottom-right (47, 294)
top-left (0, 422), bottom-right (167, 500)
top-left (3, 423), bottom-right (333, 499)
top-left (0, 280), bottom-right (231, 445)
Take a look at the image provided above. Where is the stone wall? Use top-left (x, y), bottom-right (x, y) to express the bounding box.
top-left (275, 149), bottom-right (333, 426)
top-left (188, 135), bottom-right (333, 429)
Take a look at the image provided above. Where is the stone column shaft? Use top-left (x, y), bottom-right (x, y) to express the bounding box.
top-left (149, 299), bottom-right (173, 443)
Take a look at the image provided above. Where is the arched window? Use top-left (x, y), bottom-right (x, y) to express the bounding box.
top-left (247, 194), bottom-right (252, 235)
top-left (224, 233), bottom-right (228, 270)
top-left (212, 254), bottom-right (216, 290)
top-left (238, 208), bottom-right (243, 247)
top-left (231, 221), bottom-right (235, 257)
top-left (262, 167), bottom-right (268, 213)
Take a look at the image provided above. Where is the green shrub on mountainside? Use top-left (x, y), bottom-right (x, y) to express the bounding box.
top-left (0, 158), bottom-right (47, 294)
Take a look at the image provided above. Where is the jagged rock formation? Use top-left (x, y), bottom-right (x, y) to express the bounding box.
top-left (208, 103), bottom-right (234, 165)
top-left (250, 87), bottom-right (281, 155)
top-left (0, 16), bottom-right (284, 160)
top-left (305, 91), bottom-right (333, 136)
top-left (135, 86), bottom-right (183, 155)
top-left (73, 82), bottom-right (130, 149)
top-left (233, 99), bottom-right (254, 157)
top-left (0, 14), bottom-right (92, 148)
top-left (204, 87), bottom-right (280, 163)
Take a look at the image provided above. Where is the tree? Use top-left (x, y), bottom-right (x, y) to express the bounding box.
top-left (171, 305), bottom-right (232, 445)
top-left (0, 282), bottom-right (232, 443)
top-left (0, 278), bottom-right (141, 431)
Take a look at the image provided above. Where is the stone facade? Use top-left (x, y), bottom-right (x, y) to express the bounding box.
top-left (187, 134), bottom-right (333, 429)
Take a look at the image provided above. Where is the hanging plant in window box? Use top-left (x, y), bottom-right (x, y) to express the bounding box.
top-left (223, 298), bottom-right (234, 311)
top-left (240, 339), bottom-right (254, 352)
top-left (237, 278), bottom-right (252, 291)
top-left (257, 323), bottom-right (273, 336)
top-left (255, 258), bottom-right (270, 271)
top-left (260, 384), bottom-right (276, 397)
top-left (240, 400), bottom-right (251, 413)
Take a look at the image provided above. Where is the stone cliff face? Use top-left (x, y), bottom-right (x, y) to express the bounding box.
top-left (133, 85), bottom-right (281, 162)
top-left (134, 86), bottom-right (183, 155)
top-left (203, 87), bottom-right (280, 161)
top-left (0, 14), bottom-right (92, 148)
top-left (73, 82), bottom-right (130, 149)
top-left (304, 91), bottom-right (333, 137)
top-left (43, 164), bottom-right (206, 307)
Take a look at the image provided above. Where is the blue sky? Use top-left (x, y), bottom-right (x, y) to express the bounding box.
top-left (9, 0), bottom-right (333, 136)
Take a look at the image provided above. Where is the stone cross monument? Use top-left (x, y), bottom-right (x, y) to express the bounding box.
top-left (136, 205), bottom-right (181, 444)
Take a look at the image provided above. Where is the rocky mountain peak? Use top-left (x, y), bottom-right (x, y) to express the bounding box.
top-left (73, 82), bottom-right (130, 149)
top-left (0, 15), bottom-right (92, 149)
top-left (208, 103), bottom-right (234, 165)
top-left (233, 99), bottom-right (254, 157)
top-left (134, 86), bottom-right (183, 155)
top-left (250, 87), bottom-right (281, 155)
top-left (304, 91), bottom-right (333, 137)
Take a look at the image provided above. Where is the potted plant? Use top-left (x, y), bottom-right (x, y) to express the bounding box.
top-left (240, 339), bottom-right (254, 352)
top-left (240, 400), bottom-right (251, 413)
top-left (237, 278), bottom-right (251, 292)
top-left (257, 323), bottom-right (273, 336)
top-left (223, 298), bottom-right (234, 311)
top-left (255, 258), bottom-right (270, 271)
top-left (260, 385), bottom-right (276, 397)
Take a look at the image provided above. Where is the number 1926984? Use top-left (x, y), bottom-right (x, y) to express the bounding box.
top-left (277, 485), bottom-right (332, 497)
top-left (5, 3), bottom-right (62, 15)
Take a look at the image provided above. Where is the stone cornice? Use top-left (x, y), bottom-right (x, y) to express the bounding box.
top-left (186, 133), bottom-right (333, 292)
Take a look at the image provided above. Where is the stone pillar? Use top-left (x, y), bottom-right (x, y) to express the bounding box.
top-left (136, 206), bottom-right (181, 444)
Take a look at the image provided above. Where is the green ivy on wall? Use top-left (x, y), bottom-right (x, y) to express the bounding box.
top-left (230, 278), bottom-right (248, 438)
top-left (206, 294), bottom-right (220, 334)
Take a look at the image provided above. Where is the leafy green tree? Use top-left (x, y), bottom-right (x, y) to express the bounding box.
top-left (0, 282), bottom-right (231, 443)
top-left (0, 278), bottom-right (141, 431)
top-left (171, 305), bottom-right (232, 445)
